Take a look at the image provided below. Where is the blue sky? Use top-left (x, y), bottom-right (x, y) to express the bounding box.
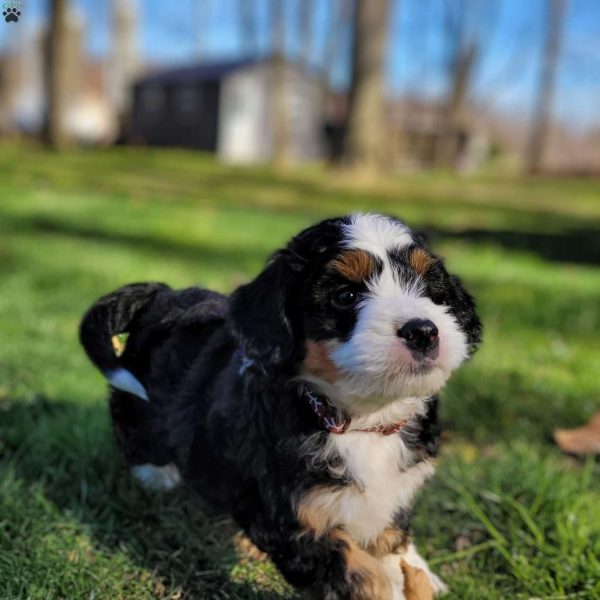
top-left (1, 0), bottom-right (599, 131)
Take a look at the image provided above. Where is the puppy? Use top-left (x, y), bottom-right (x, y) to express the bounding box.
top-left (80, 213), bottom-right (481, 599)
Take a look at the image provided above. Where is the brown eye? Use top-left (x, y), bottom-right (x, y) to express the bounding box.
top-left (332, 289), bottom-right (357, 309)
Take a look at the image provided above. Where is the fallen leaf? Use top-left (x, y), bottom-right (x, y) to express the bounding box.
top-left (455, 534), bottom-right (472, 551)
top-left (232, 531), bottom-right (268, 561)
top-left (153, 579), bottom-right (167, 596)
top-left (111, 333), bottom-right (128, 356)
top-left (554, 412), bottom-right (600, 454)
top-left (401, 559), bottom-right (434, 600)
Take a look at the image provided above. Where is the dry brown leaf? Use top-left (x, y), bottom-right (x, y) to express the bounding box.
top-left (111, 334), bottom-right (126, 356)
top-left (401, 559), bottom-right (434, 600)
top-left (153, 578), bottom-right (167, 596)
top-left (232, 531), bottom-right (268, 561)
top-left (554, 411), bottom-right (600, 454)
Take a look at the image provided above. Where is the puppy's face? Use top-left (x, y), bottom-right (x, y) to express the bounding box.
top-left (231, 214), bottom-right (481, 406)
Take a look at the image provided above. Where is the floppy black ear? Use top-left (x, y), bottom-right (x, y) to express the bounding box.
top-left (412, 228), bottom-right (435, 248)
top-left (447, 273), bottom-right (482, 355)
top-left (229, 251), bottom-right (301, 369)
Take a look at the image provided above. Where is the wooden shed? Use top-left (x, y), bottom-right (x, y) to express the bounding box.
top-left (129, 58), bottom-right (325, 164)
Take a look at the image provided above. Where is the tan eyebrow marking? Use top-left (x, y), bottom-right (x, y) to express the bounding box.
top-left (409, 248), bottom-right (435, 274)
top-left (330, 249), bottom-right (376, 283)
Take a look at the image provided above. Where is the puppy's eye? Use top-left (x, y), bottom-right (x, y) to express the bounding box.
top-left (332, 289), bottom-right (357, 309)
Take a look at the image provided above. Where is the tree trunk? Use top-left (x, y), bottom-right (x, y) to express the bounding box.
top-left (436, 40), bottom-right (478, 168)
top-left (0, 50), bottom-right (19, 136)
top-left (340, 0), bottom-right (390, 172)
top-left (299, 0), bottom-right (314, 68)
top-left (526, 0), bottom-right (567, 174)
top-left (271, 0), bottom-right (289, 167)
top-left (45, 0), bottom-right (71, 149)
top-left (239, 0), bottom-right (257, 55)
top-left (110, 0), bottom-right (139, 117)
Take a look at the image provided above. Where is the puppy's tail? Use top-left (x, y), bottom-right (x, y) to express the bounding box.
top-left (79, 282), bottom-right (170, 401)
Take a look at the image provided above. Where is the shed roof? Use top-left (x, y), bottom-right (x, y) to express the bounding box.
top-left (135, 58), bottom-right (262, 86)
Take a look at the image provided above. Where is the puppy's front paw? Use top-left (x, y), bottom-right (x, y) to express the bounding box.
top-left (427, 571), bottom-right (448, 596)
top-left (380, 554), bottom-right (407, 600)
top-left (400, 559), bottom-right (433, 600)
top-left (399, 543), bottom-right (448, 597)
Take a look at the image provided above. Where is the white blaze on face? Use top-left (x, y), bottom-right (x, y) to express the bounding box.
top-left (341, 213), bottom-right (413, 258)
top-left (331, 214), bottom-right (468, 403)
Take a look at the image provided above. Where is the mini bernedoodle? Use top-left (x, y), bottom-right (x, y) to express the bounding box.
top-left (80, 213), bottom-right (481, 599)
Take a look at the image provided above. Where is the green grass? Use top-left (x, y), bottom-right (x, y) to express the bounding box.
top-left (1, 144), bottom-right (599, 599)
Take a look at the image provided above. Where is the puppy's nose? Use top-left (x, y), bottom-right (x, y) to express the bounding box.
top-left (397, 319), bottom-right (439, 355)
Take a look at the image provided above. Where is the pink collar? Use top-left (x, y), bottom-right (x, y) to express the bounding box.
top-left (301, 385), bottom-right (408, 436)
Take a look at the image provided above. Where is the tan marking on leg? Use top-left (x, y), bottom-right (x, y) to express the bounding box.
top-left (333, 529), bottom-right (394, 600)
top-left (401, 559), bottom-right (434, 600)
top-left (304, 341), bottom-right (342, 383)
top-left (297, 485), bottom-right (343, 538)
top-left (409, 248), bottom-right (435, 274)
top-left (298, 489), bottom-right (393, 598)
top-left (367, 528), bottom-right (411, 559)
top-left (330, 249), bottom-right (376, 283)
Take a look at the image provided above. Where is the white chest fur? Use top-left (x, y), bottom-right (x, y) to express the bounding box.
top-left (324, 432), bottom-right (434, 545)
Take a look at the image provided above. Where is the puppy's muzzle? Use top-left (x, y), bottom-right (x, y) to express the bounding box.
top-left (397, 319), bottom-right (439, 359)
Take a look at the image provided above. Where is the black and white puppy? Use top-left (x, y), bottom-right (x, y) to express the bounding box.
top-left (80, 213), bottom-right (481, 599)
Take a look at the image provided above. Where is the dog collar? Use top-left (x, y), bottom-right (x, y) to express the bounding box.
top-left (300, 384), bottom-right (408, 436)
top-left (236, 352), bottom-right (408, 436)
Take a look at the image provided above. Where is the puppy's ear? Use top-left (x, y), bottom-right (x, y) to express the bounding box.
top-left (229, 251), bottom-right (301, 368)
top-left (447, 273), bottom-right (482, 355)
top-left (412, 228), bottom-right (434, 248)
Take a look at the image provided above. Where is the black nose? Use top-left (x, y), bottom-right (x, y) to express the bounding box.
top-left (397, 319), bottom-right (439, 356)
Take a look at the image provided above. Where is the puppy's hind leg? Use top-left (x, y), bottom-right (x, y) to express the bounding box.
top-left (109, 390), bottom-right (181, 492)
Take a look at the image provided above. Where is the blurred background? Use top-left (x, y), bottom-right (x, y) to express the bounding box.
top-left (0, 2), bottom-right (599, 599)
top-left (1, 0), bottom-right (600, 172)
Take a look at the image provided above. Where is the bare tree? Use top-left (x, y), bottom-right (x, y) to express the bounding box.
top-left (298, 0), bottom-right (314, 68)
top-left (0, 52), bottom-right (19, 136)
top-left (341, 0), bottom-right (390, 171)
top-left (270, 0), bottom-right (289, 166)
top-left (526, 0), bottom-right (568, 173)
top-left (45, 0), bottom-right (71, 149)
top-left (322, 0), bottom-right (346, 76)
top-left (110, 0), bottom-right (139, 131)
top-left (238, 0), bottom-right (258, 56)
top-left (319, 0), bottom-right (353, 91)
top-left (434, 0), bottom-right (501, 167)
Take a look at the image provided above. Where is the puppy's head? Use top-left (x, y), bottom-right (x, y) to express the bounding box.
top-left (230, 214), bottom-right (481, 406)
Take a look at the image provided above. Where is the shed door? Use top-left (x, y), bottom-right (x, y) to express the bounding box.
top-left (170, 82), bottom-right (219, 151)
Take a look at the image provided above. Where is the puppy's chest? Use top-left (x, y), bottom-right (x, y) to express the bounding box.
top-left (326, 433), bottom-right (434, 545)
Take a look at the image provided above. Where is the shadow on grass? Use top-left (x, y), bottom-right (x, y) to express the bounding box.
top-left (4, 213), bottom-right (271, 273)
top-left (0, 396), bottom-right (293, 599)
top-left (6, 202), bottom-right (600, 271)
top-left (429, 226), bottom-right (600, 266)
top-left (6, 148), bottom-right (600, 238)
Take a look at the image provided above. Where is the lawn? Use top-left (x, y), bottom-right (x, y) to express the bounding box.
top-left (0, 144), bottom-right (599, 599)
